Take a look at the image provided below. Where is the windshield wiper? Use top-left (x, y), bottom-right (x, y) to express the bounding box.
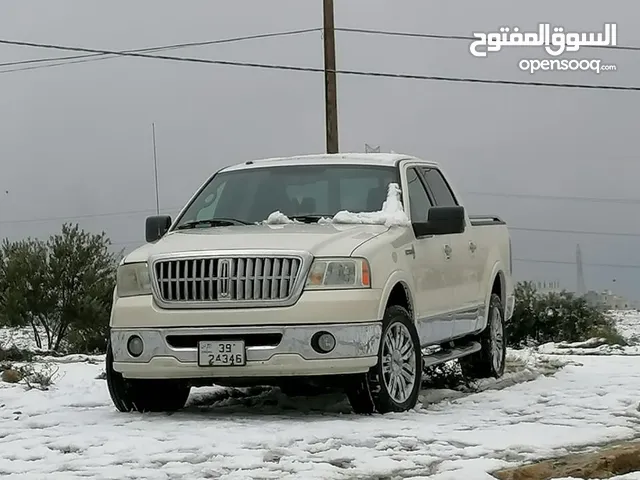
top-left (175, 218), bottom-right (251, 230)
top-left (288, 215), bottom-right (333, 223)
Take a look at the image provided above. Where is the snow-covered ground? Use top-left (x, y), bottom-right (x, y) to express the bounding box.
top-left (611, 310), bottom-right (640, 345)
top-left (0, 312), bottom-right (639, 479)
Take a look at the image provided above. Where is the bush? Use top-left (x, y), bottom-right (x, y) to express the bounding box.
top-left (507, 281), bottom-right (625, 347)
top-left (0, 223), bottom-right (119, 353)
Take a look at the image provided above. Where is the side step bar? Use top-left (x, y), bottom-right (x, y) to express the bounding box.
top-left (422, 341), bottom-right (481, 368)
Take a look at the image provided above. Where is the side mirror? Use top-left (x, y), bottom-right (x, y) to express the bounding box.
top-left (412, 206), bottom-right (465, 237)
top-left (145, 215), bottom-right (172, 243)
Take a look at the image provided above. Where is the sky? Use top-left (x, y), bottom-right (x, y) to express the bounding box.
top-left (0, 1), bottom-right (639, 299)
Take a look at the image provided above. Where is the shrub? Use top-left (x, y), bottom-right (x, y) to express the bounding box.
top-left (0, 223), bottom-right (118, 353)
top-left (507, 281), bottom-right (625, 347)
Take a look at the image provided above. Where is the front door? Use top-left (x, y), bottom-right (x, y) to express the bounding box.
top-left (403, 166), bottom-right (454, 346)
top-left (419, 167), bottom-right (480, 337)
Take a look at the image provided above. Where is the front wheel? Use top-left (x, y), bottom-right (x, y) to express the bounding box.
top-left (106, 341), bottom-right (191, 413)
top-left (346, 305), bottom-right (423, 414)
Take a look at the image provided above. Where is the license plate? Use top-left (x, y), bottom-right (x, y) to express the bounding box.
top-left (198, 340), bottom-right (246, 367)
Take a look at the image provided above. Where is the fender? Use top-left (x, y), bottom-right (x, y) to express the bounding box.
top-left (478, 260), bottom-right (505, 332)
top-left (377, 270), bottom-right (417, 320)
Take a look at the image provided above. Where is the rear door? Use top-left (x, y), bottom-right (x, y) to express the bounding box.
top-left (403, 165), bottom-right (454, 345)
top-left (419, 167), bottom-right (480, 336)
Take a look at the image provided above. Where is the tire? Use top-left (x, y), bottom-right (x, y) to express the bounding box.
top-left (460, 293), bottom-right (506, 379)
top-left (106, 341), bottom-right (191, 413)
top-left (346, 305), bottom-right (423, 414)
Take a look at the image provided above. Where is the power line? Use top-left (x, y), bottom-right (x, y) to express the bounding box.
top-left (4, 208), bottom-right (640, 240)
top-left (335, 27), bottom-right (640, 52)
top-left (101, 245), bottom-right (640, 270)
top-left (4, 193), bottom-right (639, 226)
top-left (0, 38), bottom-right (638, 91)
top-left (5, 26), bottom-right (635, 72)
top-left (514, 258), bottom-right (640, 269)
top-left (103, 238), bottom-right (640, 269)
top-left (4, 191), bottom-right (640, 235)
top-left (0, 28), bottom-right (322, 74)
top-left (0, 207), bottom-right (182, 225)
top-left (510, 227), bottom-right (640, 238)
top-left (466, 191), bottom-right (640, 204)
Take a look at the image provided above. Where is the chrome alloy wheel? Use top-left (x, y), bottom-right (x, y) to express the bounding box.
top-left (381, 322), bottom-right (417, 404)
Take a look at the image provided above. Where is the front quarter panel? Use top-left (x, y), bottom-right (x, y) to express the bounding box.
top-left (351, 227), bottom-right (418, 320)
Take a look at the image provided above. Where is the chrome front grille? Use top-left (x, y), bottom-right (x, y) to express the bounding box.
top-left (152, 256), bottom-right (303, 305)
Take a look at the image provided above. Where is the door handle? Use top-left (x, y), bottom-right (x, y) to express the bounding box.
top-left (405, 245), bottom-right (416, 259)
top-left (469, 241), bottom-right (477, 253)
top-left (443, 244), bottom-right (452, 260)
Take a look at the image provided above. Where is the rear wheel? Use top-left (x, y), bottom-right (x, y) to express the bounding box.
top-left (346, 305), bottom-right (422, 414)
top-left (460, 293), bottom-right (506, 379)
top-left (106, 341), bottom-right (191, 413)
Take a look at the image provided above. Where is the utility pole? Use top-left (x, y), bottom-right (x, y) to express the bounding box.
top-left (152, 123), bottom-right (160, 215)
top-left (323, 0), bottom-right (339, 153)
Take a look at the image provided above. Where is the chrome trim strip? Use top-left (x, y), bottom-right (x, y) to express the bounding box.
top-left (110, 322), bottom-right (382, 364)
top-left (416, 304), bottom-right (484, 346)
top-left (148, 249), bottom-right (314, 310)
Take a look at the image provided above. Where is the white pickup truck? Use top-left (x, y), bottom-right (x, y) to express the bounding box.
top-left (107, 153), bottom-right (514, 414)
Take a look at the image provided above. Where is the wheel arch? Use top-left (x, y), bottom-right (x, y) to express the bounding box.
top-left (378, 272), bottom-right (416, 321)
top-left (481, 263), bottom-right (506, 330)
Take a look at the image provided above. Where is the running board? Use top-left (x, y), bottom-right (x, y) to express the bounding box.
top-left (422, 341), bottom-right (481, 368)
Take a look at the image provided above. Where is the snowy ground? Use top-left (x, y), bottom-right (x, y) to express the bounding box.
top-left (610, 310), bottom-right (640, 345)
top-left (0, 312), bottom-right (639, 479)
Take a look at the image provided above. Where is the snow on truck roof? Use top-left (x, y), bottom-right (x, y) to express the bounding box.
top-left (220, 153), bottom-right (438, 172)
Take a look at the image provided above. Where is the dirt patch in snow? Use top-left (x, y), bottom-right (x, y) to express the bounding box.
top-left (492, 439), bottom-right (640, 480)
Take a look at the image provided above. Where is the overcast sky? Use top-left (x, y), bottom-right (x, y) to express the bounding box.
top-left (0, 1), bottom-right (639, 299)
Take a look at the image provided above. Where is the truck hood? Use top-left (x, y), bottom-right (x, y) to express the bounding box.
top-left (123, 223), bottom-right (390, 263)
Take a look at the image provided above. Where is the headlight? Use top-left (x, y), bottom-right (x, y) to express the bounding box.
top-left (116, 262), bottom-right (152, 297)
top-left (305, 257), bottom-right (371, 290)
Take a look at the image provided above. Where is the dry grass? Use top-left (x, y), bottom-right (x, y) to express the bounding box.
top-left (492, 440), bottom-right (640, 480)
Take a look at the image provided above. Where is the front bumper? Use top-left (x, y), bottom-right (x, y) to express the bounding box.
top-left (111, 322), bottom-right (381, 379)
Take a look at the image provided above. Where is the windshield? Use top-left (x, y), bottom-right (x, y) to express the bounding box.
top-left (174, 164), bottom-right (399, 227)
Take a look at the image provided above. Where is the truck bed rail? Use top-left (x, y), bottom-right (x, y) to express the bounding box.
top-left (468, 215), bottom-right (506, 226)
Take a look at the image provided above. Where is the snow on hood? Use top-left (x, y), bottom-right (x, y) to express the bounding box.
top-left (263, 183), bottom-right (410, 228)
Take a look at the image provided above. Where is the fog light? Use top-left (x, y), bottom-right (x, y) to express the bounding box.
top-left (127, 335), bottom-right (144, 357)
top-left (312, 331), bottom-right (336, 354)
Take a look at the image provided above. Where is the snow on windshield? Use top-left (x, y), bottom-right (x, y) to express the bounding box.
top-left (263, 183), bottom-right (410, 227)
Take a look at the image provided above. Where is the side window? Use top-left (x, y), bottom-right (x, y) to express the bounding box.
top-left (421, 168), bottom-right (458, 206)
top-left (406, 167), bottom-right (432, 221)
